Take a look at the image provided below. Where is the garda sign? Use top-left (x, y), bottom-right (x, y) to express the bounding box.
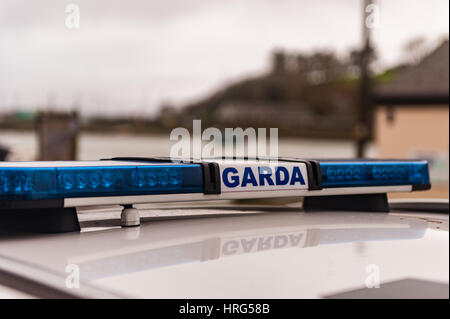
top-left (218, 160), bottom-right (309, 192)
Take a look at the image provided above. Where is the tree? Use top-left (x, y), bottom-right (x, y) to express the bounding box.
top-left (402, 36), bottom-right (430, 65)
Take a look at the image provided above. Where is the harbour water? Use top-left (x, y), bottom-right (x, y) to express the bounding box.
top-left (0, 130), bottom-right (376, 161)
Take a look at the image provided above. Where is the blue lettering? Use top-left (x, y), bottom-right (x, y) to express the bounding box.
top-left (242, 167), bottom-right (258, 187)
top-left (223, 167), bottom-right (239, 187)
top-left (222, 165), bottom-right (306, 188)
top-left (275, 167), bottom-right (289, 185)
top-left (258, 167), bottom-right (274, 186)
top-left (290, 167), bottom-right (305, 185)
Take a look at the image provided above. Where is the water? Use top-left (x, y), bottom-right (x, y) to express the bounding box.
top-left (0, 130), bottom-right (376, 161)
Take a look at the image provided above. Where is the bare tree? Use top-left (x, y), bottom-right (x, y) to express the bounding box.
top-left (402, 36), bottom-right (430, 65)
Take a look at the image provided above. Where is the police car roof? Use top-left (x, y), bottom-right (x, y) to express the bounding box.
top-left (0, 199), bottom-right (448, 298)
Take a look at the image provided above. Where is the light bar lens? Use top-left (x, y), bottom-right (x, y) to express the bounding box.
top-left (0, 160), bottom-right (431, 201)
top-left (320, 161), bottom-right (430, 188)
top-left (0, 164), bottom-right (203, 200)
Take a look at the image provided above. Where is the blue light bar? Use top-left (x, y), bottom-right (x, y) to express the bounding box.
top-left (0, 164), bottom-right (203, 200)
top-left (320, 161), bottom-right (430, 188)
top-left (0, 159), bottom-right (432, 205)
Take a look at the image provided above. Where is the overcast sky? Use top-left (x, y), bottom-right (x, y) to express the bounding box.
top-left (0, 0), bottom-right (448, 117)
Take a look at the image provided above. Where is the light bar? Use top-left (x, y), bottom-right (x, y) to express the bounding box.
top-left (0, 158), bottom-right (431, 209)
top-left (320, 160), bottom-right (430, 188)
top-left (0, 162), bottom-right (203, 200)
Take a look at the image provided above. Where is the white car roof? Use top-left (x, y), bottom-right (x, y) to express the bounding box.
top-left (0, 200), bottom-right (448, 298)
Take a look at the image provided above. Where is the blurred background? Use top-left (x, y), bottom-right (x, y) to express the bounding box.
top-left (0, 0), bottom-right (448, 198)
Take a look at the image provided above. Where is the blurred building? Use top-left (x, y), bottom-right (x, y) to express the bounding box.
top-left (36, 111), bottom-right (79, 161)
top-left (173, 50), bottom-right (358, 139)
top-left (374, 41), bottom-right (449, 198)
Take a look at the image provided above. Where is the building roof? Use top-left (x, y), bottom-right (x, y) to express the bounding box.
top-left (377, 41), bottom-right (449, 103)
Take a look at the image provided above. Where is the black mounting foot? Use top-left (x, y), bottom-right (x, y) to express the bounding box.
top-left (303, 193), bottom-right (389, 212)
top-left (0, 207), bottom-right (80, 233)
